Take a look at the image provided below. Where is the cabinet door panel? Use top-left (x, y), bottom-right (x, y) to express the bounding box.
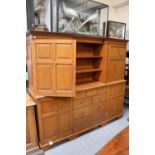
top-left (56, 43), bottom-right (72, 61)
top-left (26, 106), bottom-right (38, 151)
top-left (42, 115), bottom-right (58, 141)
top-left (109, 83), bottom-right (125, 97)
top-left (55, 64), bottom-right (74, 96)
top-left (36, 43), bottom-right (54, 62)
top-left (57, 98), bottom-right (71, 113)
top-left (108, 95), bottom-right (124, 118)
top-left (107, 44), bottom-right (126, 82)
top-left (108, 83), bottom-right (125, 119)
top-left (26, 110), bottom-right (31, 144)
top-left (40, 98), bottom-right (58, 116)
top-left (59, 112), bottom-right (72, 137)
top-left (108, 62), bottom-right (117, 81)
top-left (73, 115), bottom-right (92, 132)
top-left (36, 64), bottom-right (53, 91)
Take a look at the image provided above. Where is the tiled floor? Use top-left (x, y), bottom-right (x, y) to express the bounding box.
top-left (45, 105), bottom-right (129, 155)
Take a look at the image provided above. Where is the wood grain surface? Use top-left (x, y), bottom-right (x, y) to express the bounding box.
top-left (96, 127), bottom-right (129, 155)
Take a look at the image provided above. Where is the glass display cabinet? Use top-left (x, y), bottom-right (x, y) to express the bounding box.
top-left (26, 0), bottom-right (51, 31)
top-left (26, 0), bottom-right (109, 37)
top-left (57, 0), bottom-right (109, 37)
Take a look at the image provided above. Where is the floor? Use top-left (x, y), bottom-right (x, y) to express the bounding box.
top-left (96, 127), bottom-right (129, 155)
top-left (45, 104), bottom-right (129, 155)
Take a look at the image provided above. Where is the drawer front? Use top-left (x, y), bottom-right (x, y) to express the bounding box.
top-left (73, 105), bottom-right (92, 120)
top-left (73, 116), bottom-right (92, 132)
top-left (75, 91), bottom-right (86, 100)
top-left (93, 100), bottom-right (107, 114)
top-left (73, 98), bottom-right (91, 109)
top-left (86, 89), bottom-right (98, 97)
top-left (93, 93), bottom-right (107, 102)
top-left (98, 87), bottom-right (107, 95)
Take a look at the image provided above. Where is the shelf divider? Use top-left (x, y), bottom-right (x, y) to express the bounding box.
top-left (76, 68), bottom-right (101, 74)
top-left (76, 56), bottom-right (102, 59)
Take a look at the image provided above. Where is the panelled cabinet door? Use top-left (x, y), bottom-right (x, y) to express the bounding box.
top-left (108, 95), bottom-right (124, 118)
top-left (57, 97), bottom-right (72, 137)
top-left (36, 97), bottom-right (72, 147)
top-left (107, 43), bottom-right (126, 82)
top-left (59, 112), bottom-right (72, 137)
top-left (55, 41), bottom-right (76, 97)
top-left (33, 39), bottom-right (76, 97)
top-left (107, 83), bottom-right (125, 119)
top-left (37, 98), bottom-right (59, 146)
top-left (26, 106), bottom-right (38, 151)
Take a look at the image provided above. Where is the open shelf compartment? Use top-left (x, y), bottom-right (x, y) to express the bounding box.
top-left (76, 42), bottom-right (103, 85)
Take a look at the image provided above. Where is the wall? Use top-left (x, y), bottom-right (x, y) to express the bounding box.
top-left (94, 0), bottom-right (116, 21)
top-left (94, 0), bottom-right (129, 29)
top-left (114, 5), bottom-right (129, 30)
top-left (95, 0), bottom-right (129, 50)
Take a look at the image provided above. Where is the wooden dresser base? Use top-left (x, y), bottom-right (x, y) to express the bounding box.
top-left (39, 113), bottom-right (123, 150)
top-left (30, 81), bottom-right (125, 150)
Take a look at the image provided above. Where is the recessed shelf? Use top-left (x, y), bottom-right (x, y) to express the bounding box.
top-left (77, 56), bottom-right (102, 59)
top-left (76, 68), bottom-right (101, 74)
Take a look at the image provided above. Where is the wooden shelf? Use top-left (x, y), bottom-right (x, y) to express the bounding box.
top-left (76, 68), bottom-right (101, 74)
top-left (76, 81), bottom-right (105, 91)
top-left (77, 56), bottom-right (102, 59)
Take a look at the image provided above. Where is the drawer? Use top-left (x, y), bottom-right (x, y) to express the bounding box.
top-left (98, 87), bottom-right (107, 95)
top-left (86, 89), bottom-right (98, 97)
top-left (73, 98), bottom-right (91, 109)
top-left (92, 112), bottom-right (106, 124)
top-left (93, 93), bottom-right (107, 102)
top-left (93, 101), bottom-right (107, 114)
top-left (75, 91), bottom-right (86, 100)
top-left (73, 116), bottom-right (92, 132)
top-left (73, 105), bottom-right (92, 120)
